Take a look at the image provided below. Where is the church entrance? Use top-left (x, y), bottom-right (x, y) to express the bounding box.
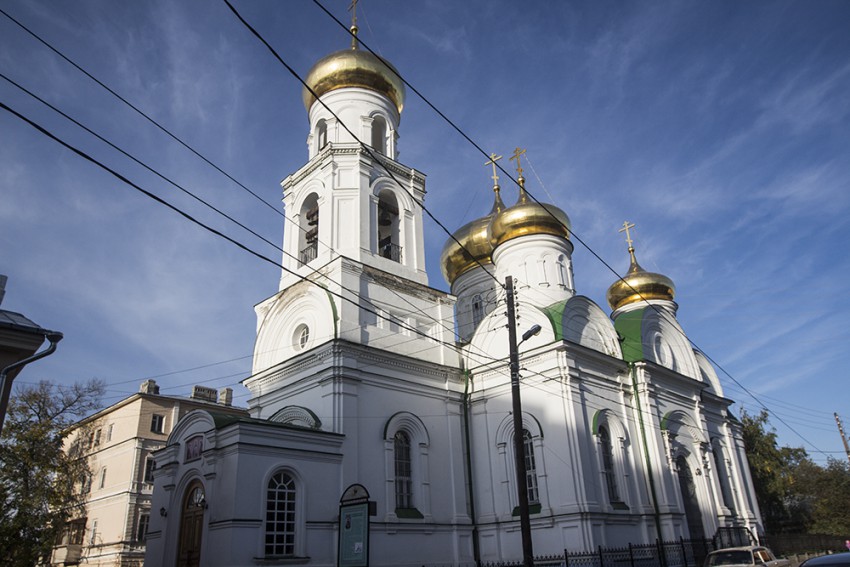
top-left (176, 480), bottom-right (206, 567)
top-left (676, 456), bottom-right (705, 541)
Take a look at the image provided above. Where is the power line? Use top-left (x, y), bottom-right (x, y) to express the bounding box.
top-left (0, 101), bottom-right (477, 360)
top-left (0, 5), bottom-right (282, 217)
top-left (308, 0), bottom-right (827, 456)
top-left (222, 0), bottom-right (504, 290)
top-left (0, 70), bottom-right (491, 369)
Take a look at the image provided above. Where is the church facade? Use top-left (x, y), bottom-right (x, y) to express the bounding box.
top-left (144, 32), bottom-right (761, 567)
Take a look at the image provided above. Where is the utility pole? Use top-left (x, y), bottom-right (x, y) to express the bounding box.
top-left (506, 276), bottom-right (534, 567)
top-left (834, 413), bottom-right (850, 466)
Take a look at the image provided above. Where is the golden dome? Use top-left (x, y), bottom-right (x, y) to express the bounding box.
top-left (489, 181), bottom-right (571, 250)
top-left (441, 187), bottom-right (506, 286)
top-left (302, 47), bottom-right (406, 114)
top-left (606, 247), bottom-right (675, 311)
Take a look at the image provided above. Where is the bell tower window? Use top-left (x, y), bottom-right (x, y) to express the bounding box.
top-left (299, 194), bottom-right (319, 266)
top-left (371, 116), bottom-right (387, 155)
top-left (377, 190), bottom-right (401, 262)
top-left (316, 119), bottom-right (327, 152)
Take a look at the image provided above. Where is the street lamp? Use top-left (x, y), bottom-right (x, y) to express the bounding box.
top-left (505, 276), bottom-right (540, 567)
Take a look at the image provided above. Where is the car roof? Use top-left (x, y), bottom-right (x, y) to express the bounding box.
top-left (801, 554), bottom-right (850, 567)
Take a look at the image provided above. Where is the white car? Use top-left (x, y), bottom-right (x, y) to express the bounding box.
top-left (704, 546), bottom-right (791, 567)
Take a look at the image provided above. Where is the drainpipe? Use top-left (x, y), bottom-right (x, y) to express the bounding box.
top-left (630, 362), bottom-right (663, 542)
top-left (0, 330), bottom-right (63, 435)
top-left (462, 368), bottom-right (481, 566)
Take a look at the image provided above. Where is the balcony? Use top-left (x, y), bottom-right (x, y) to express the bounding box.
top-left (379, 242), bottom-right (402, 263)
top-left (299, 244), bottom-right (317, 266)
top-left (52, 544), bottom-right (82, 564)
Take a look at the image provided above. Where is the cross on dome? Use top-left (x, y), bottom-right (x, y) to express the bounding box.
top-left (619, 220), bottom-right (636, 250)
top-left (485, 153), bottom-right (502, 188)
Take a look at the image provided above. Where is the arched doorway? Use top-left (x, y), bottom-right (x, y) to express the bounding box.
top-left (176, 480), bottom-right (206, 567)
top-left (676, 455), bottom-right (705, 541)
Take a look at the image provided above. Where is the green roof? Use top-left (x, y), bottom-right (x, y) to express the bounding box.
top-left (614, 307), bottom-right (646, 363)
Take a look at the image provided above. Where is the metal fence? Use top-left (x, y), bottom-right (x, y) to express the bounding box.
top-left (478, 528), bottom-right (845, 567)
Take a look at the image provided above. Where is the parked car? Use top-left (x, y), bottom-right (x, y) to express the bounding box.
top-left (705, 546), bottom-right (791, 567)
top-left (800, 554), bottom-right (850, 567)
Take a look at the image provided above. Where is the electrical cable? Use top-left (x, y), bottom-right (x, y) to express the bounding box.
top-left (310, 0), bottom-right (828, 456)
top-left (222, 0), bottom-right (504, 290)
top-left (0, 100), bottom-right (475, 358)
top-left (0, 5), bottom-right (283, 217)
top-left (0, 70), bottom-right (497, 369)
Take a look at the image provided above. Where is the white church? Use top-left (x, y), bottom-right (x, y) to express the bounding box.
top-left (145, 28), bottom-right (762, 567)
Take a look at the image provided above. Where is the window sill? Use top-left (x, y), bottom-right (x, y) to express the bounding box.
top-left (253, 556), bottom-right (310, 565)
top-left (511, 503), bottom-right (542, 516)
top-left (610, 501), bottom-right (630, 511)
top-left (394, 508), bottom-right (424, 519)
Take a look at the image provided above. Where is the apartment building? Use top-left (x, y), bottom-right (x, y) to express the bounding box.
top-left (51, 379), bottom-right (247, 566)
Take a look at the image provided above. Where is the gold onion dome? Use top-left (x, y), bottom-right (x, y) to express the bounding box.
top-left (606, 246), bottom-right (675, 311)
top-left (302, 46), bottom-right (406, 114)
top-left (441, 186), bottom-right (506, 285)
top-left (488, 180), bottom-right (571, 250)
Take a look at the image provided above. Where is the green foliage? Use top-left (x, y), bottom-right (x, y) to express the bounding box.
top-left (741, 409), bottom-right (808, 532)
top-left (0, 379), bottom-right (104, 567)
top-left (793, 458), bottom-right (850, 536)
top-left (741, 409), bottom-right (850, 536)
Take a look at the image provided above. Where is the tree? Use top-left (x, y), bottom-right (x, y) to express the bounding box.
top-left (740, 409), bottom-right (809, 533)
top-left (0, 379), bottom-right (104, 567)
top-left (793, 457), bottom-right (850, 536)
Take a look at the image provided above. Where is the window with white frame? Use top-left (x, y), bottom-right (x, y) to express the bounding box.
top-left (150, 414), bottom-right (165, 434)
top-left (371, 115), bottom-right (387, 155)
top-left (136, 512), bottom-right (150, 542)
top-left (99, 467), bottom-right (107, 489)
top-left (599, 425), bottom-right (620, 503)
top-left (521, 429), bottom-right (540, 505)
top-left (143, 458), bottom-right (155, 484)
top-left (471, 294), bottom-right (484, 328)
top-left (265, 471), bottom-right (296, 557)
top-left (316, 119), bottom-right (327, 151)
top-left (106, 423), bottom-right (113, 442)
top-left (394, 431), bottom-right (413, 509)
top-left (385, 413), bottom-right (429, 519)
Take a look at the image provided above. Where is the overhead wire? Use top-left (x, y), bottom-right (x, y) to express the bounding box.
top-left (0, 101), bottom-right (478, 361)
top-left (222, 0), bottom-right (504, 290)
top-left (0, 4), bottom-right (504, 369)
top-left (0, 72), bottom-right (500, 371)
top-left (309, 0), bottom-right (830, 456)
top-left (4, 3), bottom-right (832, 455)
top-left (0, 6), bottom-right (282, 218)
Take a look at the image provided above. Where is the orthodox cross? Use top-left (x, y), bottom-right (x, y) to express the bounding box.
top-left (485, 153), bottom-right (502, 187)
top-left (348, 0), bottom-right (359, 48)
top-left (509, 147), bottom-right (526, 178)
top-left (619, 221), bottom-right (635, 249)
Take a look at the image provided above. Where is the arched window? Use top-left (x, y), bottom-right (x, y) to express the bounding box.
top-left (471, 294), bottom-right (484, 328)
top-left (316, 119), bottom-right (327, 151)
top-left (712, 443), bottom-right (736, 512)
top-left (299, 194), bottom-right (319, 266)
top-left (377, 190), bottom-right (401, 262)
top-left (266, 471), bottom-right (296, 557)
top-left (520, 429), bottom-right (539, 505)
top-left (384, 412), bottom-right (429, 519)
top-left (394, 431), bottom-right (413, 509)
top-left (599, 425), bottom-right (620, 503)
top-left (371, 116), bottom-right (386, 155)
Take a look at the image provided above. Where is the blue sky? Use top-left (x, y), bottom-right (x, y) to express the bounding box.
top-left (1, 1), bottom-right (848, 463)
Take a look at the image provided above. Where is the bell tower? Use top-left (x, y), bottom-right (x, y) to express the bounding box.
top-left (278, 33), bottom-right (428, 292)
top-left (250, 31), bottom-right (455, 380)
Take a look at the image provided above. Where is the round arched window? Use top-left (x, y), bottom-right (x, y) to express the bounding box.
top-left (293, 324), bottom-right (310, 351)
